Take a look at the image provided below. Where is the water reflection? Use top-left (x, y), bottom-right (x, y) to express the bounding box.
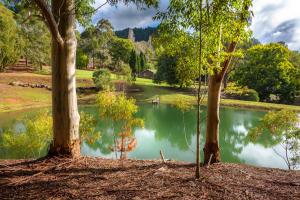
top-left (0, 104), bottom-right (291, 169)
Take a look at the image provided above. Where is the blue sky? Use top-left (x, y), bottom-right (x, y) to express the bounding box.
top-left (92, 0), bottom-right (300, 50)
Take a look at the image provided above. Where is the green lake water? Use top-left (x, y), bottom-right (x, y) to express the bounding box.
top-left (0, 104), bottom-right (289, 169)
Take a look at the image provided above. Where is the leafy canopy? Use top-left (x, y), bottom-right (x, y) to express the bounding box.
top-left (248, 109), bottom-right (300, 170)
top-left (233, 43), bottom-right (300, 103)
top-left (0, 3), bottom-right (21, 71)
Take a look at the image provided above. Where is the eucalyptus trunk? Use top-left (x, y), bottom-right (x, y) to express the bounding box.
top-left (48, 0), bottom-right (80, 157)
top-left (204, 42), bottom-right (237, 165)
top-left (204, 75), bottom-right (222, 163)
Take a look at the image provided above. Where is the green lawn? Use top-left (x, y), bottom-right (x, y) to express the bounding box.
top-left (1, 70), bottom-right (299, 112)
top-left (76, 69), bottom-right (94, 79)
top-left (130, 82), bottom-right (300, 112)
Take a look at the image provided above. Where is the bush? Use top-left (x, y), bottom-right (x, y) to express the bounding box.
top-left (92, 69), bottom-right (113, 90)
top-left (224, 83), bottom-right (259, 102)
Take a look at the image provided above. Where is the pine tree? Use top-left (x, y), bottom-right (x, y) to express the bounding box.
top-left (129, 50), bottom-right (137, 75)
top-left (140, 52), bottom-right (146, 71)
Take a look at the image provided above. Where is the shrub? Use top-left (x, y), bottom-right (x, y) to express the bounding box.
top-left (224, 83), bottom-right (259, 102)
top-left (92, 68), bottom-right (113, 90)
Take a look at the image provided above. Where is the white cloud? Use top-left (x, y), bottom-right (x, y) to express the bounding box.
top-left (92, 0), bottom-right (168, 30)
top-left (251, 0), bottom-right (300, 50)
top-left (92, 0), bottom-right (300, 50)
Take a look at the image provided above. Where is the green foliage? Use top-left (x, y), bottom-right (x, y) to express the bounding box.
top-left (233, 43), bottom-right (300, 103)
top-left (96, 90), bottom-right (144, 159)
top-left (79, 112), bottom-right (101, 145)
top-left (0, 112), bottom-right (52, 158)
top-left (248, 110), bottom-right (300, 170)
top-left (109, 37), bottom-right (135, 69)
top-left (174, 97), bottom-right (193, 113)
top-left (129, 50), bottom-right (138, 76)
top-left (116, 63), bottom-right (132, 83)
top-left (153, 28), bottom-right (197, 88)
top-left (0, 111), bottom-right (100, 158)
top-left (76, 49), bottom-right (89, 69)
top-left (129, 50), bottom-right (147, 77)
top-left (92, 68), bottom-right (113, 90)
top-left (155, 0), bottom-right (252, 76)
top-left (224, 83), bottom-right (259, 102)
top-left (79, 19), bottom-right (115, 68)
top-left (154, 54), bottom-right (179, 86)
top-left (0, 3), bottom-right (21, 71)
top-left (139, 52), bottom-right (147, 71)
top-left (97, 91), bottom-right (141, 122)
top-left (17, 10), bottom-right (51, 69)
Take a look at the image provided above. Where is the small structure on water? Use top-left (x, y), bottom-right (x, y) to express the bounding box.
top-left (152, 96), bottom-right (160, 105)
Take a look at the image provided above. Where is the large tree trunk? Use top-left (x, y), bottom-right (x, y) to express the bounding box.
top-left (204, 75), bottom-right (222, 164)
top-left (203, 42), bottom-right (237, 165)
top-left (49, 0), bottom-right (80, 157)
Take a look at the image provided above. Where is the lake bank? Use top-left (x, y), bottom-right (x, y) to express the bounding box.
top-left (0, 71), bottom-right (300, 113)
top-left (0, 156), bottom-right (299, 199)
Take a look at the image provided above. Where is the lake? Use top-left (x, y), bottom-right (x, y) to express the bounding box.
top-left (0, 104), bottom-right (289, 169)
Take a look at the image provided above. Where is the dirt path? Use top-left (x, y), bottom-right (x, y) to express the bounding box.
top-left (0, 157), bottom-right (299, 200)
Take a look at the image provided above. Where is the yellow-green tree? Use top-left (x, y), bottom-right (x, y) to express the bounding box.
top-left (248, 109), bottom-right (300, 170)
top-left (97, 90), bottom-right (144, 159)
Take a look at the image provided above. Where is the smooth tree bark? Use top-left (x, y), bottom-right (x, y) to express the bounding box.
top-left (203, 0), bottom-right (251, 165)
top-left (34, 0), bottom-right (80, 157)
top-left (204, 42), bottom-right (237, 164)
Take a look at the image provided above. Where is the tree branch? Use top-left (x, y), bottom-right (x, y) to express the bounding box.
top-left (217, 2), bottom-right (250, 82)
top-left (21, 12), bottom-right (46, 24)
top-left (33, 0), bottom-right (63, 45)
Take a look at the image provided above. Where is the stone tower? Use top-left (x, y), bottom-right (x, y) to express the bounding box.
top-left (128, 28), bottom-right (135, 42)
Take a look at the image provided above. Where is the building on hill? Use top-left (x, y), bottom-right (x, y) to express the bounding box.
top-left (138, 69), bottom-right (156, 79)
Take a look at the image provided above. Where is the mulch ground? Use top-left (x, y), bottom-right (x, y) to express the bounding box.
top-left (0, 157), bottom-right (299, 200)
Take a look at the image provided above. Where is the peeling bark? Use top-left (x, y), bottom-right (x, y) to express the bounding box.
top-left (45, 0), bottom-right (80, 157)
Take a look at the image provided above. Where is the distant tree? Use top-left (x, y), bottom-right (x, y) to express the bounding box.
top-left (0, 3), bottom-right (21, 71)
top-left (225, 37), bottom-right (260, 88)
top-left (109, 37), bottom-right (134, 70)
top-left (154, 54), bottom-right (178, 85)
top-left (248, 109), bottom-right (300, 170)
top-left (129, 50), bottom-right (138, 76)
top-left (153, 27), bottom-right (197, 88)
top-left (96, 19), bottom-right (115, 67)
top-left (140, 52), bottom-right (146, 71)
top-left (233, 43), bottom-right (300, 103)
top-left (17, 10), bottom-right (51, 70)
top-left (80, 26), bottom-right (100, 69)
top-left (76, 49), bottom-right (89, 69)
top-left (92, 68), bottom-right (113, 90)
top-left (136, 52), bottom-right (141, 73)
